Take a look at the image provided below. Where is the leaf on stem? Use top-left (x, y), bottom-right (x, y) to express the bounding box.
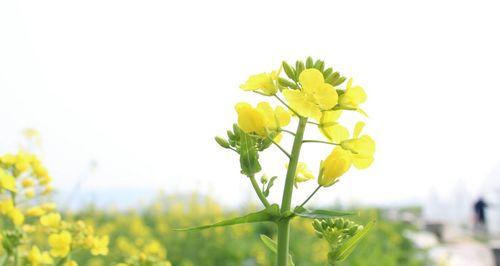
top-left (174, 204), bottom-right (281, 231)
top-left (330, 220), bottom-right (375, 261)
top-left (293, 206), bottom-right (354, 219)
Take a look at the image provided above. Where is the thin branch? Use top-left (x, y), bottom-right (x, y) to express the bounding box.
top-left (298, 185), bottom-right (322, 209)
top-left (274, 95), bottom-right (300, 117)
top-left (302, 140), bottom-right (340, 145)
top-left (307, 121), bottom-right (320, 126)
top-left (249, 175), bottom-right (271, 208)
top-left (279, 129), bottom-right (296, 136)
top-left (268, 136), bottom-right (291, 159)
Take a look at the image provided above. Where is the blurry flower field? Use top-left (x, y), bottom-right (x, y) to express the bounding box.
top-left (1, 151), bottom-right (427, 265)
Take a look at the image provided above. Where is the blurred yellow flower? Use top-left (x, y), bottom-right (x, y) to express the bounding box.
top-left (240, 68), bottom-right (280, 96)
top-left (0, 169), bottom-right (17, 192)
top-left (26, 206), bottom-right (46, 217)
top-left (90, 235), bottom-right (110, 256)
top-left (27, 246), bottom-right (53, 266)
top-left (65, 260), bottom-right (78, 266)
top-left (49, 231), bottom-right (72, 257)
top-left (8, 208), bottom-right (25, 226)
top-left (283, 69), bottom-right (338, 120)
top-left (22, 178), bottom-right (35, 187)
top-left (40, 212), bottom-right (61, 228)
top-left (0, 198), bottom-right (14, 214)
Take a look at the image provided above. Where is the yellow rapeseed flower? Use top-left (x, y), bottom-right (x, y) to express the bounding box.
top-left (235, 102), bottom-right (290, 137)
top-left (289, 162), bottom-right (315, 186)
top-left (26, 206), bottom-right (46, 217)
top-left (48, 231), bottom-right (72, 257)
top-left (8, 208), bottom-right (25, 226)
top-left (27, 246), bottom-right (53, 266)
top-left (240, 68), bottom-right (280, 96)
top-left (283, 69), bottom-right (338, 120)
top-left (65, 260), bottom-right (78, 266)
top-left (339, 78), bottom-right (367, 115)
top-left (0, 198), bottom-right (14, 214)
top-left (90, 235), bottom-right (110, 256)
top-left (0, 169), bottom-right (17, 192)
top-left (319, 110), bottom-right (348, 143)
top-left (22, 178), bottom-right (35, 187)
top-left (340, 122), bottom-right (375, 169)
top-left (318, 147), bottom-right (352, 187)
top-left (40, 212), bottom-right (61, 228)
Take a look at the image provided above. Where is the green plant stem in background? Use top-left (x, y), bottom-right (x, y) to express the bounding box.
top-left (277, 117), bottom-right (307, 266)
top-left (249, 175), bottom-right (270, 208)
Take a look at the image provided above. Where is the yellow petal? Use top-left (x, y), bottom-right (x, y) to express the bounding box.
top-left (283, 89), bottom-right (322, 120)
top-left (353, 122), bottom-right (365, 139)
top-left (319, 111), bottom-right (348, 143)
top-left (240, 73), bottom-right (277, 95)
top-left (313, 83), bottom-right (338, 110)
top-left (299, 69), bottom-right (324, 94)
top-left (235, 102), bottom-right (266, 136)
top-left (319, 147), bottom-right (352, 187)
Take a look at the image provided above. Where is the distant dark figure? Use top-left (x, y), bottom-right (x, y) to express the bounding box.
top-left (473, 197), bottom-right (488, 234)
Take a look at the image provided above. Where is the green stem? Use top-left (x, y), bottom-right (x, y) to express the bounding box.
top-left (274, 95), bottom-right (299, 117)
top-left (298, 185), bottom-right (322, 208)
top-left (249, 175), bottom-right (270, 208)
top-left (302, 140), bottom-right (339, 145)
top-left (277, 117), bottom-right (307, 266)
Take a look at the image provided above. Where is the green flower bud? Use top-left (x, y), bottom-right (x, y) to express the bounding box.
top-left (215, 136), bottom-right (230, 149)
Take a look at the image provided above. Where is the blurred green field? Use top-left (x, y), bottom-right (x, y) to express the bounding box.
top-left (65, 194), bottom-right (428, 266)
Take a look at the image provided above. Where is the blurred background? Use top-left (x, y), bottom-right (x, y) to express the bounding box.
top-left (2, 0), bottom-right (500, 265)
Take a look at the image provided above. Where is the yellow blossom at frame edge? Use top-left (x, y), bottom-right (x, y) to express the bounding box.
top-left (282, 69), bottom-right (338, 121)
top-left (27, 246), bottom-right (54, 266)
top-left (0, 169), bottom-right (17, 192)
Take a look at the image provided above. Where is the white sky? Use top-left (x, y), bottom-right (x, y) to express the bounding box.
top-left (1, 0), bottom-right (500, 208)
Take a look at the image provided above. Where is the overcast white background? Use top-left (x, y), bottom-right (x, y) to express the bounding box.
top-left (1, 0), bottom-right (500, 209)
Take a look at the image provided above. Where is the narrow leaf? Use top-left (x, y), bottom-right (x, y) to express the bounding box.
top-left (282, 61), bottom-right (296, 81)
top-left (175, 207), bottom-right (277, 231)
top-left (333, 220), bottom-right (375, 261)
top-left (293, 206), bottom-right (353, 219)
top-left (306, 56), bottom-right (314, 68)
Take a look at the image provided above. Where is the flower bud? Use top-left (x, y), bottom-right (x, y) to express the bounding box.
top-left (214, 136), bottom-right (230, 149)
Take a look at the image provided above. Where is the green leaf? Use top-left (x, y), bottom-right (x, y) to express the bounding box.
top-left (323, 67), bottom-right (333, 77)
top-left (293, 206), bottom-right (353, 219)
top-left (260, 235), bottom-right (295, 266)
top-left (313, 60), bottom-right (324, 72)
top-left (278, 77), bottom-right (298, 89)
top-left (239, 133), bottom-right (261, 176)
top-left (295, 61), bottom-right (305, 78)
top-left (175, 205), bottom-right (280, 231)
top-left (282, 61), bottom-right (296, 81)
top-left (306, 56), bottom-right (314, 69)
top-left (332, 76), bottom-right (346, 86)
top-left (332, 220), bottom-right (375, 261)
top-left (325, 72), bottom-right (340, 85)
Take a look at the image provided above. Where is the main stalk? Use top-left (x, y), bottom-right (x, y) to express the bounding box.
top-left (277, 117), bottom-right (307, 266)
